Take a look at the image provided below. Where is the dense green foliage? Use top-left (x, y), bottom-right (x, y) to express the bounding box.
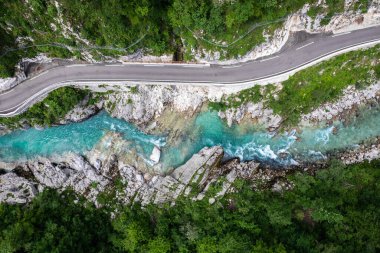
top-left (0, 190), bottom-right (112, 252)
top-left (0, 0), bottom-right (368, 77)
top-left (0, 87), bottom-right (88, 127)
top-left (210, 45), bottom-right (380, 128)
top-left (1, 160), bottom-right (380, 252)
top-left (0, 0), bottom-right (173, 78)
top-left (58, 0), bottom-right (172, 54)
top-left (169, 0), bottom-right (311, 60)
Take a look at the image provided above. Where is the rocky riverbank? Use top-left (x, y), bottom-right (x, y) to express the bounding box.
top-left (214, 79), bottom-right (380, 128)
top-left (0, 142), bottom-right (292, 205)
top-left (329, 136), bottom-right (380, 164)
top-left (300, 82), bottom-right (380, 125)
top-left (2, 122), bottom-right (380, 206)
top-left (0, 93), bottom-right (100, 136)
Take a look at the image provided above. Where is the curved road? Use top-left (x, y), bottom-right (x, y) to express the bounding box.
top-left (1, 26), bottom-right (380, 116)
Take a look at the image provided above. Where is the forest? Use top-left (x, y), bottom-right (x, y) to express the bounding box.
top-left (0, 0), bottom-right (368, 77)
top-left (0, 160), bottom-right (379, 252)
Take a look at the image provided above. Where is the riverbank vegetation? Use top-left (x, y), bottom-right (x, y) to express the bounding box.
top-left (1, 159), bottom-right (379, 252)
top-left (0, 0), bottom-right (370, 78)
top-left (0, 87), bottom-right (88, 128)
top-left (210, 45), bottom-right (380, 127)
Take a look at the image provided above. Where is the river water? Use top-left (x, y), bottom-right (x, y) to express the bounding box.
top-left (1, 108), bottom-right (379, 169)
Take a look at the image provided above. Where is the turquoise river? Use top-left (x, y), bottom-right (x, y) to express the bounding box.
top-left (1, 108), bottom-right (380, 170)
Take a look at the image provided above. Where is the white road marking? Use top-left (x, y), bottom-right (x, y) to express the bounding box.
top-left (332, 31), bottom-right (352, 37)
top-left (222, 65), bottom-right (242, 69)
top-left (123, 62), bottom-right (210, 67)
top-left (30, 71), bottom-right (48, 81)
top-left (65, 64), bottom-right (89, 68)
top-left (296, 41), bottom-right (314, 50)
top-left (182, 65), bottom-right (208, 68)
top-left (0, 89), bottom-right (15, 96)
top-left (144, 64), bottom-right (164, 67)
top-left (260, 55), bottom-right (280, 62)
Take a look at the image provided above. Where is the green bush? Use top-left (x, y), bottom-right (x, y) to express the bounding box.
top-left (0, 189), bottom-right (112, 252)
top-left (209, 84), bottom-right (264, 112)
top-left (375, 64), bottom-right (380, 79)
top-left (307, 6), bottom-right (323, 18)
top-left (353, 0), bottom-right (369, 12)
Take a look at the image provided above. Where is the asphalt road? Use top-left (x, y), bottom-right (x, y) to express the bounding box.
top-left (1, 25), bottom-right (380, 116)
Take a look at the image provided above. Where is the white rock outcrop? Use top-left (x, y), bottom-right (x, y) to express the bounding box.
top-left (0, 142), bottom-right (277, 206)
top-left (301, 82), bottom-right (380, 124)
top-left (150, 146), bottom-right (161, 165)
top-left (0, 173), bottom-right (37, 204)
top-left (98, 85), bottom-right (227, 127)
top-left (337, 139), bottom-right (380, 164)
top-left (218, 102), bottom-right (283, 129)
top-left (60, 104), bottom-right (99, 124)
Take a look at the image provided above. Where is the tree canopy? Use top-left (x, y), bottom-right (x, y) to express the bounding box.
top-left (1, 160), bottom-right (379, 252)
top-left (0, 0), bottom-right (354, 77)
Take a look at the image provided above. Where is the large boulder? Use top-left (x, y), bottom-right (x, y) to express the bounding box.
top-left (172, 146), bottom-right (223, 185)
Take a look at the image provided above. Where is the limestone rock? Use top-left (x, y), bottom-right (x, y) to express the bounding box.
top-left (301, 83), bottom-right (380, 124)
top-left (150, 146), bottom-right (161, 165)
top-left (0, 77), bottom-right (17, 92)
top-left (0, 173), bottom-right (38, 204)
top-left (106, 85), bottom-right (208, 127)
top-left (337, 140), bottom-right (380, 164)
top-left (60, 104), bottom-right (99, 124)
top-left (172, 146), bottom-right (223, 185)
top-left (27, 160), bottom-right (68, 188)
top-left (0, 145), bottom-right (292, 206)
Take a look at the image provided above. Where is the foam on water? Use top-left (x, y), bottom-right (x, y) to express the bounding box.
top-left (0, 111), bottom-right (164, 163)
top-left (1, 108), bottom-right (380, 170)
